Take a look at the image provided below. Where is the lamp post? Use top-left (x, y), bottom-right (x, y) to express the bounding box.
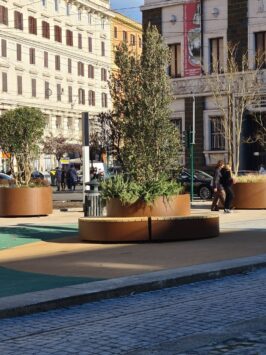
top-left (190, 95), bottom-right (196, 202)
top-left (82, 112), bottom-right (90, 207)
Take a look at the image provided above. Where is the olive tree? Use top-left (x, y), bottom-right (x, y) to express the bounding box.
top-left (0, 107), bottom-right (46, 186)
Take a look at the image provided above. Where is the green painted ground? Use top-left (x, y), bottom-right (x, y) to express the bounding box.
top-left (0, 267), bottom-right (103, 298)
top-left (0, 224), bottom-right (78, 250)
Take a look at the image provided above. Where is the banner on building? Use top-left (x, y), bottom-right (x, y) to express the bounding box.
top-left (184, 0), bottom-right (202, 77)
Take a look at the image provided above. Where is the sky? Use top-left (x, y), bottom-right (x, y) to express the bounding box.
top-left (110, 0), bottom-right (144, 23)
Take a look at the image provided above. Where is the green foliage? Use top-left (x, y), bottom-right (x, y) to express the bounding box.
top-left (100, 175), bottom-right (183, 205)
top-left (0, 107), bottom-right (46, 186)
top-left (107, 25), bottom-right (181, 184)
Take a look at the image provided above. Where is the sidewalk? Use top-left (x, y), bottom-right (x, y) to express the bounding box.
top-left (0, 202), bottom-right (265, 318)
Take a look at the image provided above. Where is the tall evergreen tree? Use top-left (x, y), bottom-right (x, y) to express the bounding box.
top-left (108, 25), bottom-right (181, 184)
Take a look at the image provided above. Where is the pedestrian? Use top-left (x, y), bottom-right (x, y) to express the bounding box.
top-left (61, 168), bottom-right (66, 191)
top-left (220, 164), bottom-right (235, 213)
top-left (211, 160), bottom-right (225, 211)
top-left (66, 167), bottom-right (72, 190)
top-left (55, 167), bottom-right (62, 191)
top-left (259, 164), bottom-right (266, 175)
top-left (69, 165), bottom-right (78, 191)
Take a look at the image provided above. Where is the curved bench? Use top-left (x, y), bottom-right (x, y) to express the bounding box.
top-left (79, 214), bottom-right (219, 243)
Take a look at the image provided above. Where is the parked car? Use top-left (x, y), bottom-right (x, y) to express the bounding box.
top-left (0, 173), bottom-right (15, 186)
top-left (177, 168), bottom-right (213, 200)
top-left (31, 171), bottom-right (51, 185)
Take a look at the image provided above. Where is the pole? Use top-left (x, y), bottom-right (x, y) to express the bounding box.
top-left (82, 112), bottom-right (90, 206)
top-left (190, 95), bottom-right (196, 202)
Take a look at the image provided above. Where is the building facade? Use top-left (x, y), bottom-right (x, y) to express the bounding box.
top-left (111, 11), bottom-right (142, 68)
top-left (0, 0), bottom-right (112, 171)
top-left (142, 0), bottom-right (266, 171)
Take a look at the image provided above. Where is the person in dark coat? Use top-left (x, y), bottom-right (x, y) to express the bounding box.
top-left (220, 164), bottom-right (235, 213)
top-left (55, 167), bottom-right (62, 191)
top-left (61, 169), bottom-right (66, 191)
top-left (211, 160), bottom-right (225, 211)
top-left (69, 166), bottom-right (78, 191)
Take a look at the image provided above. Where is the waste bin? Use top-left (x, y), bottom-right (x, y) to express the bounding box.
top-left (84, 179), bottom-right (103, 217)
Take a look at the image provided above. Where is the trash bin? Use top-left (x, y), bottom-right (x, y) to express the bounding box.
top-left (84, 179), bottom-right (103, 217)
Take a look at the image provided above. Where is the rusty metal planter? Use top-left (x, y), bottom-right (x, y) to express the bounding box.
top-left (233, 182), bottom-right (266, 209)
top-left (106, 194), bottom-right (191, 217)
top-left (0, 187), bottom-right (53, 217)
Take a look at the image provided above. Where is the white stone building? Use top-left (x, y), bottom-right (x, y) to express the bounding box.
top-left (142, 0), bottom-right (266, 171)
top-left (0, 0), bottom-right (112, 171)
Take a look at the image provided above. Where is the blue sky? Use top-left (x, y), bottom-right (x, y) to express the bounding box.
top-left (110, 0), bottom-right (144, 23)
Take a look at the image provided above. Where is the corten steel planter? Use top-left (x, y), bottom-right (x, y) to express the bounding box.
top-left (233, 182), bottom-right (266, 209)
top-left (0, 186), bottom-right (53, 217)
top-left (79, 217), bottom-right (149, 242)
top-left (106, 194), bottom-right (191, 218)
top-left (79, 215), bottom-right (219, 243)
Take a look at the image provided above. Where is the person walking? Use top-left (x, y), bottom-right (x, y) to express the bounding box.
top-left (220, 164), bottom-right (235, 213)
top-left (211, 160), bottom-right (225, 211)
top-left (69, 165), bottom-right (78, 191)
top-left (61, 168), bottom-right (66, 191)
top-left (55, 167), bottom-right (62, 192)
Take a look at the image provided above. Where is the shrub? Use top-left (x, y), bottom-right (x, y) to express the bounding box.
top-left (236, 175), bottom-right (266, 183)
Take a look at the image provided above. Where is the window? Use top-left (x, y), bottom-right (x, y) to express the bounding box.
top-left (14, 11), bottom-right (23, 30)
top-left (2, 72), bottom-right (7, 92)
top-left (54, 25), bottom-right (62, 42)
top-left (78, 88), bottom-right (85, 105)
top-left (17, 75), bottom-right (22, 95)
top-left (130, 34), bottom-right (136, 46)
top-left (78, 9), bottom-right (82, 21)
top-left (210, 116), bottom-right (225, 150)
top-left (66, 30), bottom-right (73, 46)
top-left (67, 117), bottom-right (73, 129)
top-left (101, 93), bottom-right (108, 108)
top-left (42, 21), bottom-right (50, 39)
top-left (101, 18), bottom-right (105, 29)
top-left (56, 84), bottom-right (62, 101)
top-left (66, 3), bottom-right (71, 16)
top-left (169, 43), bottom-right (181, 78)
top-left (68, 86), bottom-right (72, 103)
top-left (68, 58), bottom-right (72, 73)
top-left (55, 55), bottom-right (60, 70)
top-left (77, 61), bottom-right (84, 76)
top-left (28, 16), bottom-right (37, 35)
top-left (41, 0), bottom-right (47, 7)
top-left (31, 78), bottom-right (36, 97)
top-left (44, 81), bottom-right (50, 99)
top-left (101, 68), bottom-right (107, 81)
top-left (0, 6), bottom-right (8, 26)
top-left (88, 90), bottom-right (95, 106)
top-left (139, 36), bottom-right (142, 48)
top-left (54, 0), bottom-right (59, 12)
top-left (122, 31), bottom-right (127, 42)
top-left (87, 13), bottom-right (92, 24)
top-left (17, 44), bottom-right (22, 61)
top-left (88, 64), bottom-right (94, 79)
top-left (1, 39), bottom-right (7, 57)
top-left (88, 37), bottom-right (92, 52)
top-left (114, 26), bottom-right (118, 38)
top-left (78, 33), bottom-right (82, 49)
top-left (210, 37), bottom-right (224, 73)
top-left (29, 48), bottom-right (35, 64)
top-left (56, 116), bottom-right (62, 129)
top-left (44, 51), bottom-right (48, 68)
top-left (101, 42), bottom-right (105, 56)
top-left (255, 32), bottom-right (266, 68)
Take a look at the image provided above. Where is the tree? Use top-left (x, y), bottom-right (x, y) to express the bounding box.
top-left (42, 134), bottom-right (68, 166)
top-left (0, 107), bottom-right (46, 186)
top-left (103, 25), bottom-right (181, 183)
top-left (205, 44), bottom-right (263, 174)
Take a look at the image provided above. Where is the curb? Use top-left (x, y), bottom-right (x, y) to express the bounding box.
top-left (1, 254), bottom-right (266, 319)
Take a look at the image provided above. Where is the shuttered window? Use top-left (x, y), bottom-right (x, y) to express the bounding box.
top-left (14, 11), bottom-right (23, 30)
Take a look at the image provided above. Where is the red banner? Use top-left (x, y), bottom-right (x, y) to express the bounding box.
top-left (184, 0), bottom-right (201, 77)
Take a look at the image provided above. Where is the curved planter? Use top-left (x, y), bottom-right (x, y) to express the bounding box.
top-left (233, 182), bottom-right (266, 209)
top-left (106, 194), bottom-right (191, 217)
top-left (0, 187), bottom-right (53, 217)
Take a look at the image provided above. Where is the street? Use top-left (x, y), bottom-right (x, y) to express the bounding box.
top-left (0, 268), bottom-right (265, 354)
top-left (52, 186), bottom-right (83, 202)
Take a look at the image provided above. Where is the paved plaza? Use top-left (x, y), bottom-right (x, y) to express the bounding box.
top-left (0, 268), bottom-right (265, 354)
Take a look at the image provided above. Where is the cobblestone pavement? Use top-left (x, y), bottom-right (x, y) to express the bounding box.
top-left (0, 269), bottom-right (266, 355)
